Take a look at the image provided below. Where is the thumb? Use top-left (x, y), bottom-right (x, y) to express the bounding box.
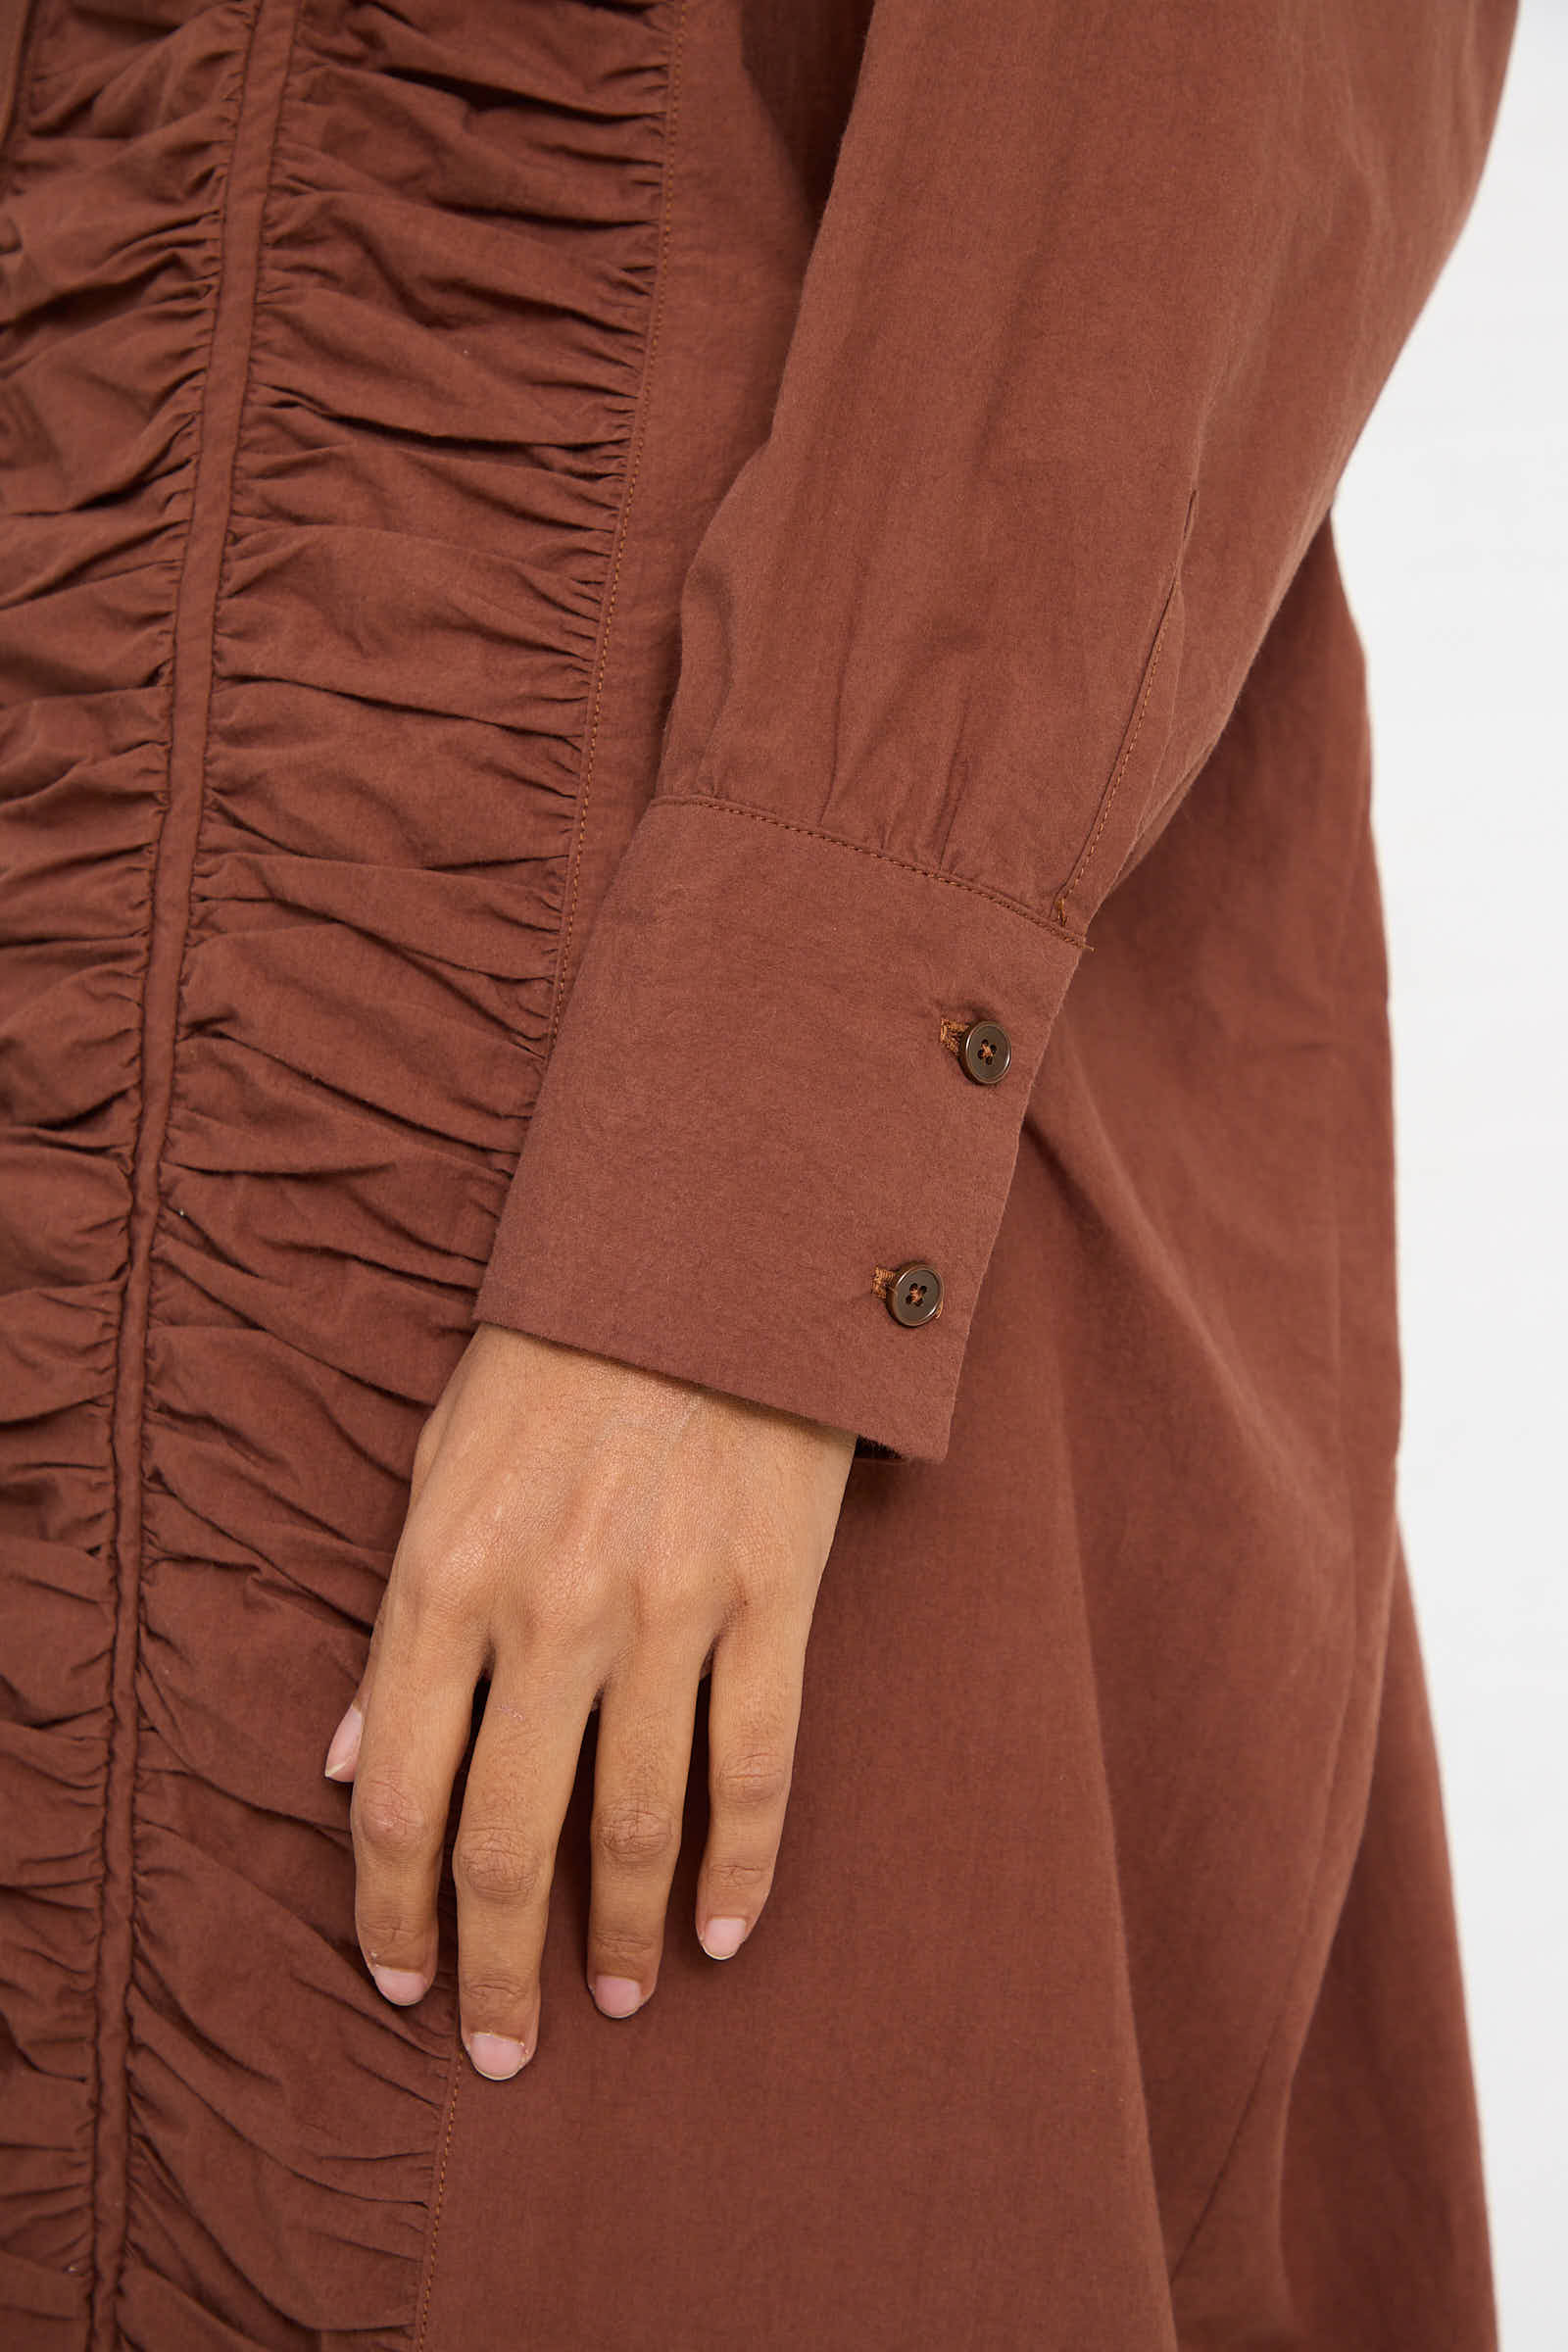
top-left (323, 1405), bottom-right (443, 1784)
top-left (322, 1687), bottom-right (366, 1783)
top-left (323, 1581), bottom-right (392, 1784)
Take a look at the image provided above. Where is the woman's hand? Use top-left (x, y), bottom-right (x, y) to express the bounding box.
top-left (320, 1322), bottom-right (858, 2080)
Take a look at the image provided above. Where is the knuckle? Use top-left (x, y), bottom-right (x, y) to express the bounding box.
top-left (623, 1546), bottom-right (703, 1634)
top-left (713, 1746), bottom-right (792, 1813)
top-left (722, 1557), bottom-right (796, 1629)
top-left (355, 1886), bottom-right (425, 1964)
top-left (453, 1825), bottom-right (546, 1906)
top-left (592, 1795), bottom-right (681, 1872)
top-left (402, 1533), bottom-right (492, 1626)
top-left (459, 1969), bottom-right (534, 2021)
top-left (526, 1576), bottom-right (601, 1654)
top-left (353, 1775), bottom-right (434, 1860)
top-left (590, 1924), bottom-right (661, 1978)
top-left (513, 1542), bottom-right (611, 1649)
top-left (705, 1853), bottom-right (774, 1900)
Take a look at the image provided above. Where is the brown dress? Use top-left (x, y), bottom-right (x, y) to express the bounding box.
top-left (0, 0), bottom-right (1518, 2345)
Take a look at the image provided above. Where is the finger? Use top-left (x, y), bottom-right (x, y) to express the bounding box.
top-left (350, 1566), bottom-right (485, 2008)
top-left (696, 1604), bottom-right (808, 1962)
top-left (452, 1660), bottom-right (595, 2079)
top-left (584, 1646), bottom-right (702, 2020)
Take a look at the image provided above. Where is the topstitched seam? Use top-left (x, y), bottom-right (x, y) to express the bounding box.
top-left (1054, 484), bottom-right (1199, 929)
top-left (413, 2059), bottom-right (464, 2352)
top-left (648, 794), bottom-right (1093, 950)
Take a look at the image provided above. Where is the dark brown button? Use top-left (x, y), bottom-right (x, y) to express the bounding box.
top-left (957, 1018), bottom-right (1010, 1085)
top-left (887, 1261), bottom-right (943, 1326)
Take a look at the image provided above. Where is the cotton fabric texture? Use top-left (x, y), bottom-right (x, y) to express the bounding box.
top-left (0, 0), bottom-right (1517, 2345)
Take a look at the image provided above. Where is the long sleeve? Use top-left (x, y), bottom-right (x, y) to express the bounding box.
top-left (468, 0), bottom-right (1516, 1464)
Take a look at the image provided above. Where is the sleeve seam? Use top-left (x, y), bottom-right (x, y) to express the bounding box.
top-left (646, 791), bottom-right (1092, 950)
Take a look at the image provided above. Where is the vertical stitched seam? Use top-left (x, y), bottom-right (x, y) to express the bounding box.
top-left (545, 0), bottom-right (690, 1056)
top-left (412, 2060), bottom-right (463, 2352)
top-left (1054, 485), bottom-right (1198, 929)
top-left (91, 2), bottom-right (298, 2340)
top-left (92, 17), bottom-right (263, 2326)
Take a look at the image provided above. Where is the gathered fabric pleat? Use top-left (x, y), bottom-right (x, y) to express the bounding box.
top-left (0, 1), bottom-right (671, 2339)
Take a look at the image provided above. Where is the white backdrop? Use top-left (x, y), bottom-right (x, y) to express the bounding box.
top-left (1333, 4), bottom-right (1567, 2343)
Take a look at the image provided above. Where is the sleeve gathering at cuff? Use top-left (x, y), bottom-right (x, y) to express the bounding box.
top-left (469, 794), bottom-right (1084, 1465)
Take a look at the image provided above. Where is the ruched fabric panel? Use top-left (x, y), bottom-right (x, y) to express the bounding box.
top-left (1, 7), bottom-right (254, 2340)
top-left (0, 0), bottom-right (669, 2340)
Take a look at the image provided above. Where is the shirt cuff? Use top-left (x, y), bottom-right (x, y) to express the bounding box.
top-left (469, 794), bottom-right (1085, 1463)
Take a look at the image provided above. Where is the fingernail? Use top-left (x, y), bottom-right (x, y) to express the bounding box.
top-left (466, 2031), bottom-right (529, 2081)
top-left (369, 1965), bottom-right (429, 2005)
top-left (699, 1917), bottom-right (748, 1959)
top-left (591, 1975), bottom-right (645, 2018)
top-left (323, 1701), bottom-right (363, 1780)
